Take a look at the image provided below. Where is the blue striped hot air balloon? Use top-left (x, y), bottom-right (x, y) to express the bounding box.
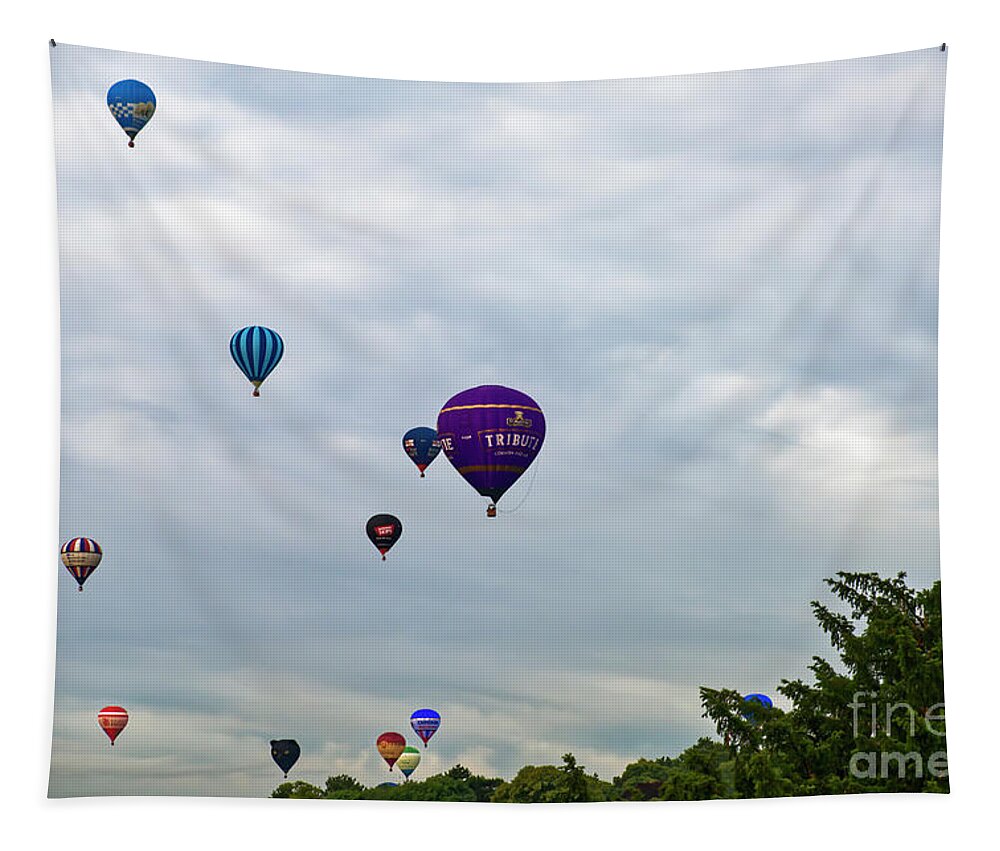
top-left (107, 80), bottom-right (156, 148)
top-left (230, 326), bottom-right (284, 397)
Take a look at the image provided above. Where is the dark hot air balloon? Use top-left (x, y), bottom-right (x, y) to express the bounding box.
top-left (437, 385), bottom-right (545, 516)
top-left (61, 537), bottom-right (102, 591)
top-left (366, 514), bottom-right (402, 561)
top-left (270, 739), bottom-right (301, 777)
top-left (230, 326), bottom-right (284, 397)
top-left (107, 80), bottom-right (156, 147)
top-left (97, 706), bottom-right (128, 746)
top-left (402, 427), bottom-right (442, 477)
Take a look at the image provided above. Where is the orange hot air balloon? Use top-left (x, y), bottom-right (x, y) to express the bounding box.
top-left (97, 706), bottom-right (129, 746)
top-left (376, 732), bottom-right (406, 771)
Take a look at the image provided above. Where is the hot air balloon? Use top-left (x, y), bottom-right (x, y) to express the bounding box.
top-left (366, 514), bottom-right (402, 561)
top-left (376, 732), bottom-right (406, 771)
top-left (230, 326), bottom-right (284, 397)
top-left (437, 385), bottom-right (545, 516)
top-left (97, 706), bottom-right (128, 746)
top-left (397, 746), bottom-right (421, 781)
top-left (61, 537), bottom-right (102, 591)
top-left (410, 708), bottom-right (441, 747)
top-left (107, 80), bottom-right (156, 147)
top-left (742, 693), bottom-right (773, 723)
top-left (270, 739), bottom-right (301, 778)
top-left (402, 427), bottom-right (442, 478)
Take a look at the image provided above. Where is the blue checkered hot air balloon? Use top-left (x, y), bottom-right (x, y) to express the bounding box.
top-left (230, 326), bottom-right (284, 397)
top-left (107, 80), bottom-right (156, 148)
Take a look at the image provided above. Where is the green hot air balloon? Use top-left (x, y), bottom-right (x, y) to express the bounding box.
top-left (396, 746), bottom-right (421, 781)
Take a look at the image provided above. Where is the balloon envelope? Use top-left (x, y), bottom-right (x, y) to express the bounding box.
top-left (410, 708), bottom-right (441, 747)
top-left (397, 746), bottom-right (421, 778)
top-left (270, 739), bottom-right (301, 777)
top-left (97, 706), bottom-right (128, 745)
top-left (366, 514), bottom-right (402, 560)
top-left (106, 80), bottom-right (156, 145)
top-left (230, 326), bottom-right (284, 396)
top-left (402, 427), bottom-right (442, 477)
top-left (742, 693), bottom-right (773, 722)
top-left (436, 385), bottom-right (545, 508)
top-left (376, 732), bottom-right (406, 770)
top-left (61, 537), bottom-right (103, 590)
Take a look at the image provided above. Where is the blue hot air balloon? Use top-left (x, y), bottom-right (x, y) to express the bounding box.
top-left (230, 326), bottom-right (284, 397)
top-left (437, 385), bottom-right (545, 516)
top-left (402, 427), bottom-right (442, 478)
top-left (410, 708), bottom-right (441, 747)
top-left (742, 693), bottom-right (773, 723)
top-left (107, 80), bottom-right (156, 148)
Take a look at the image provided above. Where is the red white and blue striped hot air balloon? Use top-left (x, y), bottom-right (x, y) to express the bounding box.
top-left (97, 706), bottom-right (129, 746)
top-left (229, 326), bottom-right (284, 397)
top-left (410, 708), bottom-right (441, 747)
top-left (61, 537), bottom-right (103, 591)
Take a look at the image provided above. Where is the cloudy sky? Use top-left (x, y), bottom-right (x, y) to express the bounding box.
top-left (49, 43), bottom-right (945, 797)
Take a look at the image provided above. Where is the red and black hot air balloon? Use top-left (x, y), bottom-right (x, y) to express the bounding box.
top-left (366, 514), bottom-right (402, 561)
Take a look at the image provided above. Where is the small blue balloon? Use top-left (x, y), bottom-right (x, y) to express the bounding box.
top-left (107, 80), bottom-right (156, 147)
top-left (402, 428), bottom-right (441, 477)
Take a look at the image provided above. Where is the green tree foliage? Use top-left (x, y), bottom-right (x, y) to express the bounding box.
top-left (447, 764), bottom-right (503, 802)
top-left (701, 572), bottom-right (947, 797)
top-left (491, 754), bottom-right (614, 803)
top-left (323, 774), bottom-right (365, 799)
top-left (613, 757), bottom-right (674, 800)
top-left (270, 780), bottom-right (325, 799)
top-left (270, 573), bottom-right (946, 802)
top-left (613, 740), bottom-right (733, 801)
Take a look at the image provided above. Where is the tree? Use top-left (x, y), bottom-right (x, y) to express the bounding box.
top-left (270, 780), bottom-right (325, 799)
top-left (324, 774), bottom-right (364, 799)
top-left (491, 755), bottom-right (613, 803)
top-left (702, 572), bottom-right (947, 797)
top-left (613, 757), bottom-right (674, 800)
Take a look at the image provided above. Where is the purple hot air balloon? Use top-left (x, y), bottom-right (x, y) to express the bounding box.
top-left (436, 385), bottom-right (545, 517)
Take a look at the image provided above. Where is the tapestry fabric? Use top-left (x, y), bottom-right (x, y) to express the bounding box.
top-left (49, 43), bottom-right (947, 800)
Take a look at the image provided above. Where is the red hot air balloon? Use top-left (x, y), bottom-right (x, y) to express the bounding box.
top-left (376, 732), bottom-right (406, 771)
top-left (97, 706), bottom-right (129, 746)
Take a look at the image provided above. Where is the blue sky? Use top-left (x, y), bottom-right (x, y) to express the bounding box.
top-left (49, 43), bottom-right (945, 796)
